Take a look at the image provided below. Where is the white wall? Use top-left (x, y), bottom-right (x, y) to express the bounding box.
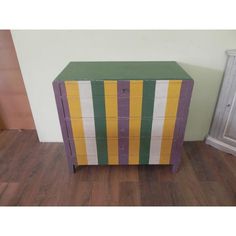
top-left (11, 30), bottom-right (236, 142)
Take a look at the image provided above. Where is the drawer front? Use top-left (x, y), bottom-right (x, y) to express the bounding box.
top-left (66, 117), bottom-right (180, 138)
top-left (63, 79), bottom-right (182, 119)
top-left (64, 96), bottom-right (180, 118)
top-left (61, 79), bottom-right (188, 166)
top-left (63, 80), bottom-right (182, 98)
top-left (69, 137), bottom-right (176, 165)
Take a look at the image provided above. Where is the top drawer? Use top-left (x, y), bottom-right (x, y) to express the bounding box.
top-left (61, 80), bottom-right (183, 118)
top-left (61, 80), bottom-right (182, 99)
top-left (63, 96), bottom-right (181, 118)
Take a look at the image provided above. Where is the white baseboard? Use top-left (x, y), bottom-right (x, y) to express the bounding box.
top-left (205, 136), bottom-right (236, 156)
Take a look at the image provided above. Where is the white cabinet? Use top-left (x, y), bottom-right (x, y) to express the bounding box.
top-left (206, 50), bottom-right (236, 156)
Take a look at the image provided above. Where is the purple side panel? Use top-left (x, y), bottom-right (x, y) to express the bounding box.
top-left (53, 80), bottom-right (77, 172)
top-left (60, 82), bottom-right (77, 166)
top-left (170, 80), bottom-right (193, 172)
top-left (118, 81), bottom-right (130, 165)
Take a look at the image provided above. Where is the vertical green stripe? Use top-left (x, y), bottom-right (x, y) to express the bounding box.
top-left (139, 81), bottom-right (156, 164)
top-left (91, 81), bottom-right (108, 165)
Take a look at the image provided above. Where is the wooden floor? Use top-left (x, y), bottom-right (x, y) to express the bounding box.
top-left (0, 130), bottom-right (235, 206)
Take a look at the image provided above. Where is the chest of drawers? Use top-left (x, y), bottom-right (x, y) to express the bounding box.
top-left (53, 61), bottom-right (193, 173)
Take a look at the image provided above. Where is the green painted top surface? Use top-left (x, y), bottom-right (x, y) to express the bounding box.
top-left (55, 61), bottom-right (192, 81)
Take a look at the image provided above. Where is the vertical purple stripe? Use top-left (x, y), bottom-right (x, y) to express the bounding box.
top-left (118, 81), bottom-right (130, 164)
top-left (53, 80), bottom-right (77, 172)
top-left (61, 82), bottom-right (78, 165)
top-left (170, 80), bottom-right (194, 172)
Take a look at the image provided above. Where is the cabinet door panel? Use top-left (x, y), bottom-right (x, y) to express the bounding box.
top-left (223, 91), bottom-right (236, 143)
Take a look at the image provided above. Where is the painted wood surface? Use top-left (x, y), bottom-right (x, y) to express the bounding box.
top-left (129, 80), bottom-right (143, 164)
top-left (53, 62), bottom-right (193, 171)
top-left (57, 79), bottom-right (193, 168)
top-left (55, 61), bottom-right (192, 81)
top-left (149, 81), bottom-right (169, 164)
top-left (91, 81), bottom-right (108, 164)
top-left (118, 81), bottom-right (130, 164)
top-left (65, 81), bottom-right (87, 165)
top-left (78, 82), bottom-right (98, 164)
top-left (160, 80), bottom-right (182, 164)
top-left (139, 81), bottom-right (156, 164)
top-left (104, 81), bottom-right (119, 164)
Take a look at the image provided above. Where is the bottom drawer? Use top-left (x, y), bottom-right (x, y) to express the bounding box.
top-left (69, 137), bottom-right (176, 165)
top-left (73, 155), bottom-right (173, 165)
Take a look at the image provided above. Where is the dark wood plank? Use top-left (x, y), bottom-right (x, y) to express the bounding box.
top-left (183, 141), bottom-right (216, 181)
top-left (119, 182), bottom-right (141, 206)
top-left (0, 130), bottom-right (235, 206)
top-left (200, 181), bottom-right (235, 206)
top-left (91, 181), bottom-right (120, 206)
top-left (0, 182), bottom-right (20, 205)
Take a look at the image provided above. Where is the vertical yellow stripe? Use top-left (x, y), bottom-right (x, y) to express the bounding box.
top-left (129, 80), bottom-right (143, 164)
top-left (104, 81), bottom-right (118, 164)
top-left (160, 80), bottom-right (182, 164)
top-left (65, 81), bottom-right (87, 165)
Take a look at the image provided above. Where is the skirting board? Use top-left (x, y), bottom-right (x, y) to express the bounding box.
top-left (205, 136), bottom-right (236, 156)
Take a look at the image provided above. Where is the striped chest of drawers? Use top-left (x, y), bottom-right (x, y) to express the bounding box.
top-left (53, 62), bottom-right (193, 173)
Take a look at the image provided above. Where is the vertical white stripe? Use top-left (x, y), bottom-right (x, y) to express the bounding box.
top-left (149, 81), bottom-right (169, 164)
top-left (78, 81), bottom-right (98, 165)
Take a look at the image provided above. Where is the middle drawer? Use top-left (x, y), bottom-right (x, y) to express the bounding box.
top-left (63, 96), bottom-right (181, 119)
top-left (66, 117), bottom-right (179, 139)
